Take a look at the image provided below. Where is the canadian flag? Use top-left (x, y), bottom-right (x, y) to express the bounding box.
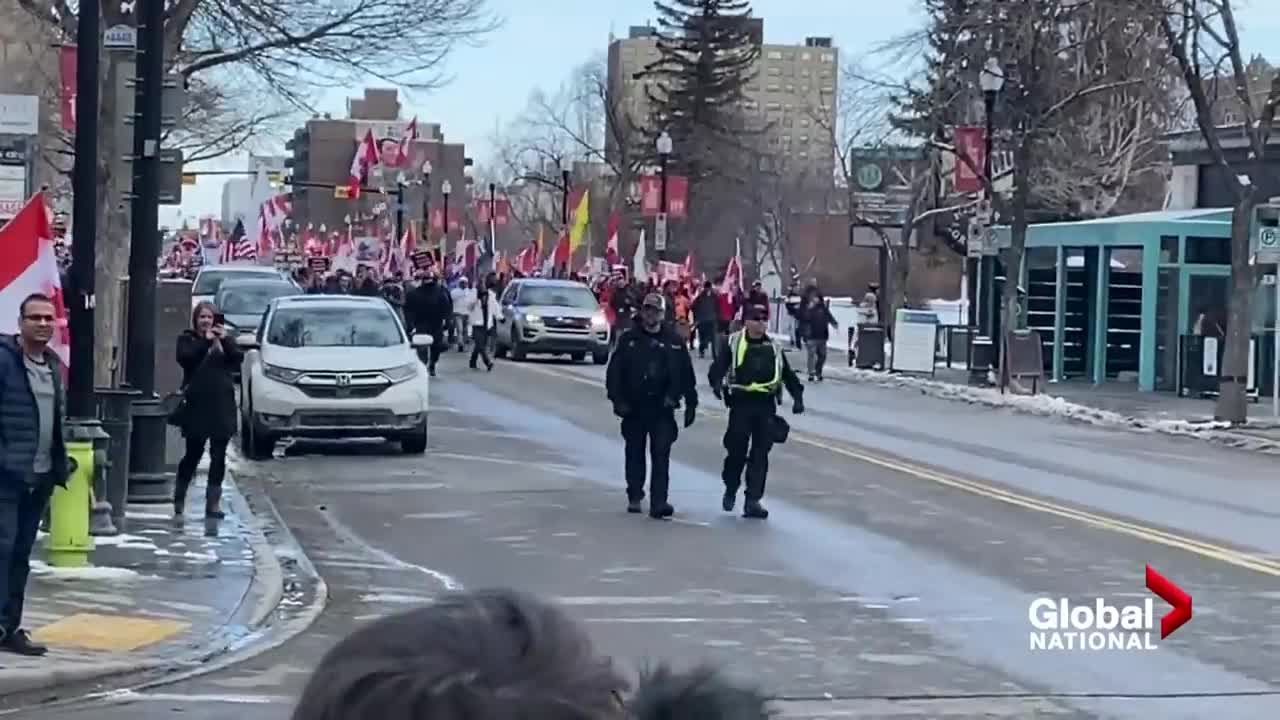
top-left (395, 117), bottom-right (418, 166)
top-left (719, 237), bottom-right (742, 294)
top-left (347, 130), bottom-right (380, 198)
top-left (604, 210), bottom-right (621, 266)
top-left (0, 193), bottom-right (70, 367)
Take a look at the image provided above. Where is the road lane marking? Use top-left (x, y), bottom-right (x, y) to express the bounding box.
top-left (316, 507), bottom-right (463, 590)
top-left (97, 690), bottom-right (292, 705)
top-left (507, 362), bottom-right (1280, 578)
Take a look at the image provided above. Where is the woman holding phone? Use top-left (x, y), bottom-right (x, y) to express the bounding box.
top-left (173, 301), bottom-right (242, 519)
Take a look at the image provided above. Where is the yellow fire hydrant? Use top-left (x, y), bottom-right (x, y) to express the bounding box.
top-left (47, 424), bottom-right (102, 567)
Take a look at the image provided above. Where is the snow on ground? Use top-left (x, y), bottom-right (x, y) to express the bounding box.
top-left (29, 560), bottom-right (150, 582)
top-left (826, 366), bottom-right (1280, 452)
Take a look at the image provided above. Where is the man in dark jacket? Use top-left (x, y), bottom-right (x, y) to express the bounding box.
top-left (605, 293), bottom-right (697, 519)
top-left (0, 293), bottom-right (70, 656)
top-left (405, 269), bottom-right (453, 376)
top-left (799, 290), bottom-right (838, 381)
top-left (708, 303), bottom-right (804, 519)
top-left (691, 281), bottom-right (718, 359)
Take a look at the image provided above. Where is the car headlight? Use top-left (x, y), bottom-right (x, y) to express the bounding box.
top-left (591, 312), bottom-right (608, 329)
top-left (262, 363), bottom-right (303, 384)
top-left (382, 362), bottom-right (420, 382)
top-left (524, 313), bottom-right (543, 325)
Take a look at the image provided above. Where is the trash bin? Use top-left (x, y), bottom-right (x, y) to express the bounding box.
top-left (128, 398), bottom-right (175, 504)
top-left (969, 337), bottom-right (995, 385)
top-left (854, 324), bottom-right (885, 370)
top-left (96, 387), bottom-right (141, 530)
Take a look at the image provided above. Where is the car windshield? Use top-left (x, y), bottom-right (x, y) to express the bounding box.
top-left (194, 270), bottom-right (278, 296)
top-left (266, 306), bottom-right (404, 348)
top-left (517, 285), bottom-right (598, 309)
top-left (217, 285), bottom-right (297, 315)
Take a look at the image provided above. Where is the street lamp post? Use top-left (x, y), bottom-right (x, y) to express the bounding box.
top-left (441, 180), bottom-right (453, 256)
top-left (394, 170), bottom-right (408, 244)
top-left (421, 161), bottom-right (432, 250)
top-left (979, 56), bottom-right (1004, 344)
top-left (656, 131), bottom-right (672, 262)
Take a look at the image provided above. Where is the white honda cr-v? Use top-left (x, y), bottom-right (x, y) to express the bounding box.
top-left (237, 295), bottom-right (433, 459)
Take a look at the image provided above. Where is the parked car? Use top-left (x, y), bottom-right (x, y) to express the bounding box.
top-left (237, 295), bottom-right (433, 459)
top-left (215, 278), bottom-right (303, 337)
top-left (493, 278), bottom-right (610, 364)
top-left (192, 264), bottom-right (294, 309)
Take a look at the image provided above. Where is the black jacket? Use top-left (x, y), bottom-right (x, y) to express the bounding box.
top-left (799, 300), bottom-right (837, 341)
top-left (606, 324), bottom-right (697, 412)
top-left (405, 281), bottom-right (453, 334)
top-left (692, 290), bottom-right (718, 324)
top-left (708, 332), bottom-right (803, 407)
top-left (176, 330), bottom-right (242, 439)
top-left (0, 336), bottom-right (69, 488)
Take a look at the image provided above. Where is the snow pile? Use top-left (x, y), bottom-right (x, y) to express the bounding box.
top-left (29, 560), bottom-right (147, 582)
top-left (828, 367), bottom-right (1280, 451)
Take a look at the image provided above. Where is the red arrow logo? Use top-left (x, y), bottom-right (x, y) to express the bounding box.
top-left (1146, 564), bottom-right (1192, 639)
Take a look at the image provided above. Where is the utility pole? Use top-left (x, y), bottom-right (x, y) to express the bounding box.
top-left (125, 0), bottom-right (165, 396)
top-left (67, 1), bottom-right (101, 419)
top-left (123, 0), bottom-right (172, 503)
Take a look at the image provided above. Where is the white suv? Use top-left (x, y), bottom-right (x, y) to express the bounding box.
top-left (237, 295), bottom-right (433, 458)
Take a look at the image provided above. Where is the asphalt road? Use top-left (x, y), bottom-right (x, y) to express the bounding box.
top-left (16, 351), bottom-right (1280, 719)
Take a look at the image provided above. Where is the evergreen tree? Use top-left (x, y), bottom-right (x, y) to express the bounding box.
top-left (638, 0), bottom-right (761, 183)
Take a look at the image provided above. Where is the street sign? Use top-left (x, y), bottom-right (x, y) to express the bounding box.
top-left (654, 212), bottom-right (668, 251)
top-left (104, 24), bottom-right (137, 49)
top-left (158, 149), bottom-right (184, 205)
top-left (1257, 226), bottom-right (1280, 264)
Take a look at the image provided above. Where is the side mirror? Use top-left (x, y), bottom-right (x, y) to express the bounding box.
top-left (236, 333), bottom-right (260, 349)
top-left (411, 333), bottom-right (434, 348)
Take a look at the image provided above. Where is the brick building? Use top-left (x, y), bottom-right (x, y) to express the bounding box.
top-left (285, 88), bottom-right (469, 244)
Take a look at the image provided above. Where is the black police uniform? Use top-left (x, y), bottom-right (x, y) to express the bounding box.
top-left (707, 327), bottom-right (804, 519)
top-left (605, 317), bottom-right (698, 518)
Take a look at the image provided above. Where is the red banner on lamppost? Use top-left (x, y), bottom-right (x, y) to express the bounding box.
top-left (59, 46), bottom-right (77, 132)
top-left (639, 174), bottom-right (689, 219)
top-left (474, 197), bottom-right (511, 225)
top-left (953, 126), bottom-right (986, 194)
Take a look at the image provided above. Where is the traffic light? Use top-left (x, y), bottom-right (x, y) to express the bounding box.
top-left (334, 185), bottom-right (355, 199)
top-left (284, 126), bottom-right (310, 184)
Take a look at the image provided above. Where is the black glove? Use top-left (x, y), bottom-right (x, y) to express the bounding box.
top-left (664, 396), bottom-right (679, 409)
top-left (792, 399), bottom-right (804, 415)
top-left (683, 404), bottom-right (697, 428)
top-left (612, 400), bottom-right (631, 418)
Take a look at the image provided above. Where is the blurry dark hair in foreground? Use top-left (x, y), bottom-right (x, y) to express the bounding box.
top-left (291, 588), bottom-right (628, 720)
top-left (628, 663), bottom-right (774, 720)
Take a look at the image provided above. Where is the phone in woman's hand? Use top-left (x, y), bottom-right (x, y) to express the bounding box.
top-left (213, 312), bottom-right (226, 326)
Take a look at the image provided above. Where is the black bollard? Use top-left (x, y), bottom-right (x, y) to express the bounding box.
top-left (96, 387), bottom-right (142, 530)
top-left (128, 398), bottom-right (174, 504)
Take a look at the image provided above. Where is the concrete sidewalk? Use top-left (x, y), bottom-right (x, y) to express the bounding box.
top-left (0, 458), bottom-right (283, 697)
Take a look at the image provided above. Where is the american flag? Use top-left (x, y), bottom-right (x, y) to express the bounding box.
top-left (219, 219), bottom-right (256, 263)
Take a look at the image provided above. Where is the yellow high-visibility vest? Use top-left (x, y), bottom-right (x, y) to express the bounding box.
top-left (726, 331), bottom-right (782, 394)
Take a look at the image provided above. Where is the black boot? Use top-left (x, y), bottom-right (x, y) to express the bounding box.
top-left (205, 485), bottom-right (226, 520)
top-left (627, 499), bottom-right (644, 514)
top-left (721, 488), bottom-right (736, 512)
top-left (649, 502), bottom-right (674, 519)
top-left (743, 501), bottom-right (769, 519)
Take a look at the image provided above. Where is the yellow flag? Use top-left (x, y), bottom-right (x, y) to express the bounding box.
top-left (568, 190), bottom-right (590, 252)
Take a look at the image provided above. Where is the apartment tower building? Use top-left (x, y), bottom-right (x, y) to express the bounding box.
top-left (606, 21), bottom-right (838, 181)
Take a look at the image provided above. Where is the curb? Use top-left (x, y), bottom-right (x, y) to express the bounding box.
top-left (0, 450), bottom-right (319, 704)
top-left (826, 368), bottom-right (1280, 454)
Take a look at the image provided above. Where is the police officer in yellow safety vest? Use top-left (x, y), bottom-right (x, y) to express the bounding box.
top-left (707, 303), bottom-right (804, 519)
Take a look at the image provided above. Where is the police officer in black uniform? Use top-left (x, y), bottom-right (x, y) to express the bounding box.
top-left (605, 293), bottom-right (698, 519)
top-left (708, 303), bottom-right (804, 519)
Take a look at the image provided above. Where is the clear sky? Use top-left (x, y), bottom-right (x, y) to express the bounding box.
top-left (161, 0), bottom-right (1280, 226)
